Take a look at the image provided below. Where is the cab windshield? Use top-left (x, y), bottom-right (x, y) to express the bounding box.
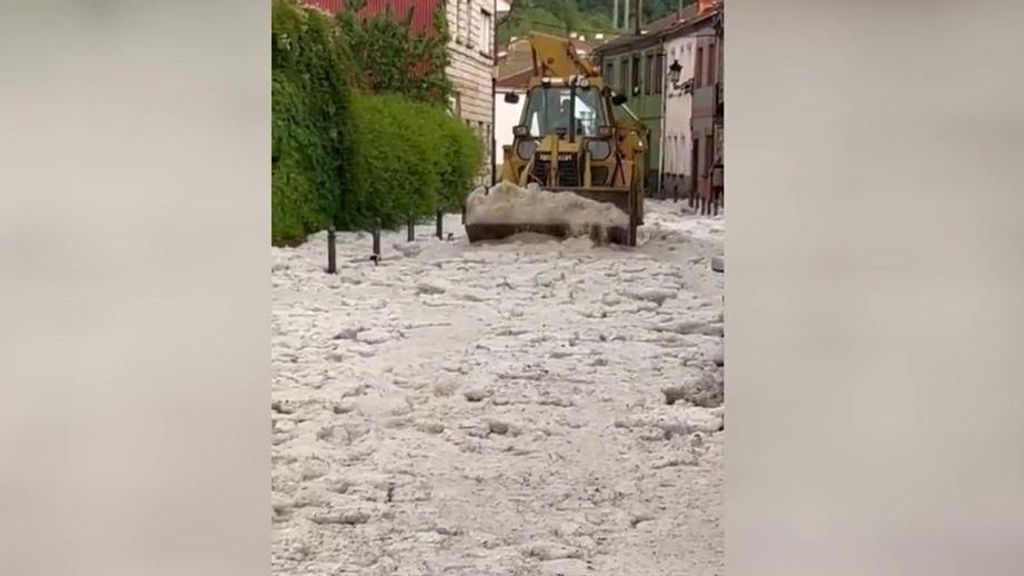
top-left (520, 86), bottom-right (606, 138)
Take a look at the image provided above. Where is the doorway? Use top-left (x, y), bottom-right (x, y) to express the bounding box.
top-left (690, 137), bottom-right (699, 208)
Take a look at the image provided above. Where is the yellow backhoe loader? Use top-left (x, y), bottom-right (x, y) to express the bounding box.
top-left (465, 32), bottom-right (648, 246)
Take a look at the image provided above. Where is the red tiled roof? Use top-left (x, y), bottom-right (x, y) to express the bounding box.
top-left (303, 0), bottom-right (345, 13)
top-left (301, 0), bottom-right (443, 35)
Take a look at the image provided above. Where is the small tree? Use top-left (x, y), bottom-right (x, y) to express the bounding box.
top-left (337, 1), bottom-right (452, 106)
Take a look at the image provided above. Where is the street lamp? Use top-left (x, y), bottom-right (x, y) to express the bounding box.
top-left (668, 59), bottom-right (682, 89)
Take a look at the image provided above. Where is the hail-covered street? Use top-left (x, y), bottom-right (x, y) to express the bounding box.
top-left (271, 200), bottom-right (725, 575)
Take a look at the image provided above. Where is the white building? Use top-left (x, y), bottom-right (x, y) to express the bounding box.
top-left (658, 3), bottom-right (720, 201)
top-left (494, 69), bottom-right (529, 175)
top-left (662, 34), bottom-right (697, 198)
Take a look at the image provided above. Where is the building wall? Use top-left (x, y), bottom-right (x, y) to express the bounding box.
top-left (494, 88), bottom-right (524, 168)
top-left (662, 34), bottom-right (696, 199)
top-left (689, 25), bottom-right (721, 202)
top-left (446, 0), bottom-right (496, 185)
top-left (598, 44), bottom-right (666, 195)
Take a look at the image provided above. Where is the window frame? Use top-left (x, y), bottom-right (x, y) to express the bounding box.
top-left (619, 58), bottom-right (629, 94)
top-left (654, 52), bottom-right (664, 95)
top-left (644, 53), bottom-right (654, 96)
top-left (631, 53), bottom-right (641, 95)
top-left (479, 8), bottom-right (492, 56)
top-left (695, 46), bottom-right (704, 89)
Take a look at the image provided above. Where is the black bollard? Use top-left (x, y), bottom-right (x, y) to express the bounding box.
top-left (461, 204), bottom-right (467, 224)
top-left (407, 215), bottom-right (415, 242)
top-left (436, 210), bottom-right (443, 240)
top-left (372, 226), bottom-right (380, 259)
top-left (327, 226), bottom-right (336, 274)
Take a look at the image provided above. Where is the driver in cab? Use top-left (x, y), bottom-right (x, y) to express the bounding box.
top-left (557, 99), bottom-right (584, 137)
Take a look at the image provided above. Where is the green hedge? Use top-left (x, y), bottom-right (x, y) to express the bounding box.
top-left (271, 1), bottom-right (353, 244)
top-left (271, 0), bottom-right (483, 245)
top-left (347, 92), bottom-right (483, 230)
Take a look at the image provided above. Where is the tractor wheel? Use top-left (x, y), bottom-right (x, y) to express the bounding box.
top-left (628, 180), bottom-right (640, 247)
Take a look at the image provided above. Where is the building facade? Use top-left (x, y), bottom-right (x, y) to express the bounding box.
top-left (303, 0), bottom-right (497, 185)
top-left (661, 3), bottom-right (721, 203)
top-left (592, 14), bottom-right (675, 197)
top-left (493, 65), bottom-right (529, 177)
top-left (593, 0), bottom-right (723, 204)
top-left (662, 32), bottom-right (697, 200)
top-left (686, 6), bottom-right (723, 210)
top-left (446, 0), bottom-right (498, 185)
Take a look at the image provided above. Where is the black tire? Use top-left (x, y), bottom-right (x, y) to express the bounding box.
top-left (628, 181), bottom-right (640, 247)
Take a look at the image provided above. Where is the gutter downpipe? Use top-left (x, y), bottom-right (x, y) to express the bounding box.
top-left (491, 78), bottom-right (497, 185)
top-left (491, 0), bottom-right (498, 186)
top-left (657, 33), bottom-right (668, 199)
top-left (491, 1), bottom-right (499, 184)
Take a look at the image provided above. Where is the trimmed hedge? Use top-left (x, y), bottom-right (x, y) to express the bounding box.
top-left (271, 0), bottom-right (483, 245)
top-left (347, 92), bottom-right (483, 230)
top-left (271, 1), bottom-right (353, 244)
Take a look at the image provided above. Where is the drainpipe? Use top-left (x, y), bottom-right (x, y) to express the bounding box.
top-left (491, 77), bottom-right (497, 186)
top-left (657, 38), bottom-right (668, 199)
top-left (491, 0), bottom-right (498, 186)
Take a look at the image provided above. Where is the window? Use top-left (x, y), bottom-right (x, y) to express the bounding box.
top-left (604, 62), bottom-right (614, 86)
top-left (455, 1), bottom-right (462, 44)
top-left (644, 53), bottom-right (653, 95)
top-left (619, 58), bottom-right (628, 93)
top-left (631, 54), bottom-right (640, 95)
top-left (654, 52), bottom-right (664, 95)
top-left (694, 47), bottom-right (704, 88)
top-left (519, 86), bottom-right (608, 138)
top-left (705, 135), bottom-right (714, 176)
top-left (707, 41), bottom-right (716, 84)
top-left (480, 9), bottom-right (492, 55)
top-left (692, 138), bottom-right (699, 183)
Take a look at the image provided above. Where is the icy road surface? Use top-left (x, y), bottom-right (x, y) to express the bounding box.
top-left (272, 201), bottom-right (725, 575)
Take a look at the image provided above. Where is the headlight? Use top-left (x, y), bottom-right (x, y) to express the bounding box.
top-left (516, 139), bottom-right (537, 160)
top-left (586, 139), bottom-right (611, 161)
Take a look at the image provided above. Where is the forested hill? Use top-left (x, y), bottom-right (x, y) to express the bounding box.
top-left (498, 0), bottom-right (694, 43)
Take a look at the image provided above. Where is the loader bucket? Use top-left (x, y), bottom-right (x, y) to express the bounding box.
top-left (465, 222), bottom-right (632, 244)
top-left (464, 184), bottom-right (637, 246)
